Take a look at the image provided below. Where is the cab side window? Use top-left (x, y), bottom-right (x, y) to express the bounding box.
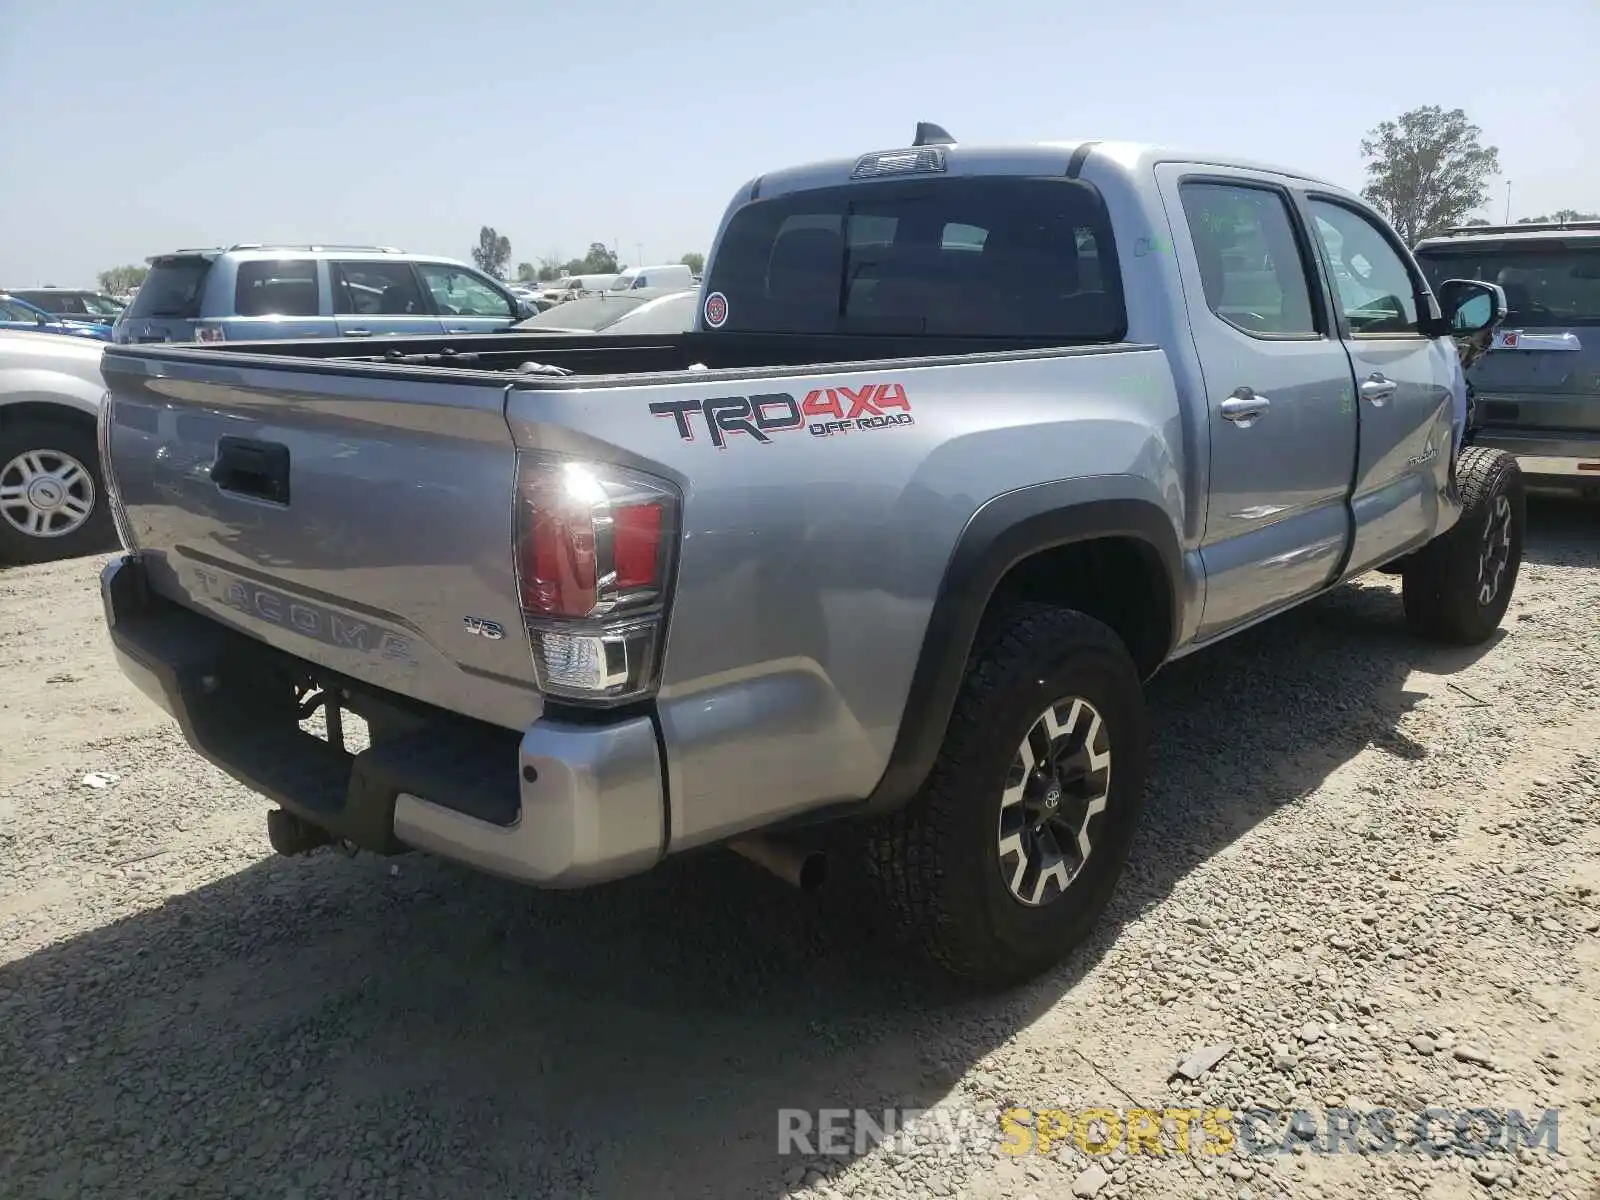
top-left (1179, 182), bottom-right (1318, 336)
top-left (1307, 200), bottom-right (1420, 335)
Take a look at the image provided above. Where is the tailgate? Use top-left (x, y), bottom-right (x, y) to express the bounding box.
top-left (100, 350), bottom-right (540, 730)
top-left (1470, 326), bottom-right (1600, 433)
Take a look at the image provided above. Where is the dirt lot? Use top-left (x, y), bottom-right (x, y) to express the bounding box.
top-left (2, 500), bottom-right (1599, 1200)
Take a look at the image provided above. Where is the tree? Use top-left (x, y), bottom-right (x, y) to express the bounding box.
top-left (471, 226), bottom-right (512, 279)
top-left (1359, 107), bottom-right (1500, 244)
top-left (97, 265), bottom-right (148, 295)
top-left (556, 243), bottom-right (619, 276)
top-left (680, 252), bottom-right (705, 274)
top-left (515, 262), bottom-right (537, 283)
top-left (1518, 209), bottom-right (1599, 225)
top-left (537, 252), bottom-right (565, 282)
top-left (579, 242), bottom-right (619, 273)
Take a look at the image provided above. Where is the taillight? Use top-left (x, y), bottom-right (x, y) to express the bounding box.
top-left (513, 455), bottom-right (679, 704)
top-left (95, 390), bottom-right (138, 553)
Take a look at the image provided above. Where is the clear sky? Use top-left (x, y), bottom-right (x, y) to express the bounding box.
top-left (2, 0), bottom-right (1595, 287)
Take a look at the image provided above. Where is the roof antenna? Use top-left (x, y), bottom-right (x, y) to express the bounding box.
top-left (912, 121), bottom-right (955, 147)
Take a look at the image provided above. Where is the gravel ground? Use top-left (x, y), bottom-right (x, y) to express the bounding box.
top-left (2, 498), bottom-right (1599, 1200)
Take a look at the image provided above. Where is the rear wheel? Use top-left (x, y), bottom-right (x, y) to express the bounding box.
top-left (1401, 446), bottom-right (1524, 645)
top-left (864, 604), bottom-right (1149, 989)
top-left (0, 418), bottom-right (115, 565)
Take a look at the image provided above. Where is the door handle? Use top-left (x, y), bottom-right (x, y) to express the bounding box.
top-left (1360, 373), bottom-right (1397, 405)
top-left (1220, 388), bottom-right (1271, 427)
top-left (343, 329), bottom-right (372, 337)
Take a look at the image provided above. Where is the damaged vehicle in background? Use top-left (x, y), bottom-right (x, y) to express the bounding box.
top-left (1415, 219), bottom-right (1600, 495)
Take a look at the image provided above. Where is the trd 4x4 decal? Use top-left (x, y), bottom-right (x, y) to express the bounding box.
top-left (649, 382), bottom-right (913, 448)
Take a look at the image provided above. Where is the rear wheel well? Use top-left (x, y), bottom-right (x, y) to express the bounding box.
top-left (983, 537), bottom-right (1173, 679)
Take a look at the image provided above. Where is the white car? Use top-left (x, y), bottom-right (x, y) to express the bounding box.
top-left (0, 330), bottom-right (116, 563)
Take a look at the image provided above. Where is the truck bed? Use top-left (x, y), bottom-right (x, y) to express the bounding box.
top-left (112, 328), bottom-right (1098, 383)
top-left (99, 331), bottom-right (1180, 853)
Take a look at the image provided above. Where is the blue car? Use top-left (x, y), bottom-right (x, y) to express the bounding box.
top-left (0, 293), bottom-right (113, 341)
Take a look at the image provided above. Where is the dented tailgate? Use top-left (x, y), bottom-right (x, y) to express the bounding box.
top-left (100, 350), bottom-right (540, 731)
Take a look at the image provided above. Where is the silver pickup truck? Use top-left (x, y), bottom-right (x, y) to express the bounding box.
top-left (96, 127), bottom-right (1522, 987)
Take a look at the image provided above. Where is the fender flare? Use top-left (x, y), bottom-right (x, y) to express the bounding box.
top-left (862, 486), bottom-right (1183, 814)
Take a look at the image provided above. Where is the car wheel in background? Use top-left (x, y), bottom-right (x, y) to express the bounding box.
top-left (0, 417), bottom-right (116, 565)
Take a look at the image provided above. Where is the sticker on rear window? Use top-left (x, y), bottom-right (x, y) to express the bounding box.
top-left (703, 291), bottom-right (729, 328)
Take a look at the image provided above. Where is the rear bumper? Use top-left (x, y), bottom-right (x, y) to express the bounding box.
top-left (100, 555), bottom-right (666, 887)
top-left (1471, 428), bottom-right (1600, 486)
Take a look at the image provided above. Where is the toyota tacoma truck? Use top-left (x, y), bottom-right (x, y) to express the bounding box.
top-left (94, 126), bottom-right (1522, 987)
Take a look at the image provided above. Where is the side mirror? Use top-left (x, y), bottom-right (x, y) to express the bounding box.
top-left (1434, 278), bottom-right (1506, 336)
top-left (515, 297), bottom-right (536, 319)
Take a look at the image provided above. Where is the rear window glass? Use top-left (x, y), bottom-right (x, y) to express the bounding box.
top-left (235, 259), bottom-right (319, 317)
top-left (125, 259), bottom-right (212, 319)
top-left (1417, 245), bottom-right (1600, 326)
top-left (701, 176), bottom-right (1124, 340)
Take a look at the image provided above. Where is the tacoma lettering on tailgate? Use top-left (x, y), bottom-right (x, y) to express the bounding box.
top-left (192, 569), bottom-right (417, 664)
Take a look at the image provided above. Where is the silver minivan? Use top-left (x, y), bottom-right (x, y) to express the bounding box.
top-left (114, 244), bottom-right (535, 344)
top-left (1415, 221), bottom-right (1600, 493)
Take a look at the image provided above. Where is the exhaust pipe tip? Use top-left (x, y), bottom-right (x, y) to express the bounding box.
top-left (792, 849), bottom-right (827, 891)
top-left (266, 807), bottom-right (334, 857)
top-left (730, 835), bottom-right (828, 891)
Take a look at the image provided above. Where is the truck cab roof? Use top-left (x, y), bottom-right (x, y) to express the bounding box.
top-left (743, 137), bottom-right (1345, 204)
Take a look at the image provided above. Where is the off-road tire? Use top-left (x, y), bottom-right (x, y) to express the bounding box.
top-left (1401, 446), bottom-right (1524, 646)
top-left (864, 604), bottom-right (1149, 989)
top-left (0, 417), bottom-right (116, 565)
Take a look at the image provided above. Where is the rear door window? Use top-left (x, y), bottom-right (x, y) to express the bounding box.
top-left (234, 259), bottom-right (319, 317)
top-left (700, 176), bottom-right (1125, 339)
top-left (125, 258), bottom-right (212, 319)
top-left (1416, 243), bottom-right (1600, 326)
top-left (331, 261), bottom-right (428, 315)
top-left (1178, 182), bottom-right (1319, 336)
